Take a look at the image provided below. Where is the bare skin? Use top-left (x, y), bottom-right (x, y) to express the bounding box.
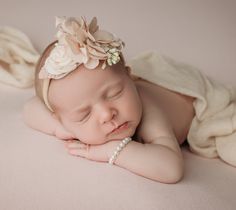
top-left (23, 65), bottom-right (195, 183)
top-left (135, 78), bottom-right (195, 145)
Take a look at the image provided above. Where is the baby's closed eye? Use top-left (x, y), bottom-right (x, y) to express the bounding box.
top-left (78, 113), bottom-right (90, 122)
top-left (107, 88), bottom-right (123, 99)
top-left (80, 90), bottom-right (123, 119)
top-left (70, 88), bottom-right (124, 123)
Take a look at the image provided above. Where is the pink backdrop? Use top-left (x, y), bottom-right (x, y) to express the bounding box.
top-left (1, 0), bottom-right (236, 85)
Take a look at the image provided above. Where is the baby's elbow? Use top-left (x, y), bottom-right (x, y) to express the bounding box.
top-left (164, 156), bottom-right (184, 184)
top-left (169, 159), bottom-right (184, 184)
top-left (169, 166), bottom-right (184, 184)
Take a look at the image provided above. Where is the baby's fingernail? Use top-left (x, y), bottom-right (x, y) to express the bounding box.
top-left (68, 140), bottom-right (74, 143)
top-left (67, 143), bottom-right (74, 148)
top-left (77, 145), bottom-right (85, 149)
top-left (69, 149), bottom-right (74, 153)
top-left (69, 149), bottom-right (79, 156)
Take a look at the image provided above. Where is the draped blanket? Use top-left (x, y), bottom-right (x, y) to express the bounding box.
top-left (0, 26), bottom-right (39, 88)
top-left (129, 51), bottom-right (236, 167)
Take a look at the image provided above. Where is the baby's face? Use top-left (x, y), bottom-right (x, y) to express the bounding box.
top-left (48, 64), bottom-right (142, 145)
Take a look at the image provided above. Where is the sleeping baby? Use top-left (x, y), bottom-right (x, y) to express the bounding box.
top-left (23, 16), bottom-right (236, 183)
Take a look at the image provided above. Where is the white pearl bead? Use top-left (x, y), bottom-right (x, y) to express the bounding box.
top-left (108, 137), bottom-right (132, 165)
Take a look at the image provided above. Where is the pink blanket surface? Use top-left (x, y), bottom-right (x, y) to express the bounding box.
top-left (0, 82), bottom-right (236, 210)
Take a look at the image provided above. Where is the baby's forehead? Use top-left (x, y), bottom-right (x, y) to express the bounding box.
top-left (61, 64), bottom-right (128, 90)
top-left (48, 66), bottom-right (128, 109)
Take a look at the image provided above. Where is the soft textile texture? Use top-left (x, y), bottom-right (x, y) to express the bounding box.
top-left (129, 51), bottom-right (236, 167)
top-left (2, 82), bottom-right (236, 210)
top-left (0, 26), bottom-right (39, 88)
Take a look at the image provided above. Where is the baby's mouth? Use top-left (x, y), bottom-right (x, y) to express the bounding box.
top-left (109, 122), bottom-right (129, 134)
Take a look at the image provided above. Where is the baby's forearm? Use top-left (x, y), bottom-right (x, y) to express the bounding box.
top-left (114, 141), bottom-right (184, 183)
top-left (23, 97), bottom-right (56, 135)
top-left (23, 96), bottom-right (73, 140)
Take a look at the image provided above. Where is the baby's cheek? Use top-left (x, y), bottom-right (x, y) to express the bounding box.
top-left (126, 95), bottom-right (142, 125)
top-left (124, 92), bottom-right (141, 114)
top-left (71, 124), bottom-right (102, 144)
top-left (60, 121), bottom-right (81, 140)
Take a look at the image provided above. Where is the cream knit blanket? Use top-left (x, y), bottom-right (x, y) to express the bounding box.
top-left (129, 52), bottom-right (236, 167)
top-left (0, 26), bottom-right (39, 88)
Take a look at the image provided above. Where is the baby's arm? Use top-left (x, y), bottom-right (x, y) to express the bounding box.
top-left (115, 105), bottom-right (184, 183)
top-left (66, 107), bottom-right (184, 183)
top-left (23, 96), bottom-right (74, 140)
top-left (67, 133), bottom-right (183, 183)
top-left (111, 137), bottom-right (183, 184)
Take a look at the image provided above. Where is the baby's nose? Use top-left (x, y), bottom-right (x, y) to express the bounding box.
top-left (99, 106), bottom-right (117, 124)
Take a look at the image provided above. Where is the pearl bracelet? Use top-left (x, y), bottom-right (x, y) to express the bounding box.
top-left (108, 137), bottom-right (132, 165)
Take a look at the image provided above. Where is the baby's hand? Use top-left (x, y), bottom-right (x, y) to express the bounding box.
top-left (54, 121), bottom-right (75, 140)
top-left (64, 140), bottom-right (121, 162)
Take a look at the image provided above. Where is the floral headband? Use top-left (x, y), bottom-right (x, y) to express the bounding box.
top-left (38, 16), bottom-right (125, 112)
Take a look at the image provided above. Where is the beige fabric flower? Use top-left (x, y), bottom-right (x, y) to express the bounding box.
top-left (39, 16), bottom-right (125, 79)
top-left (39, 43), bottom-right (78, 79)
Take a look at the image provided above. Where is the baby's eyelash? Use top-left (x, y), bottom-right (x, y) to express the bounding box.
top-left (108, 89), bottom-right (123, 98)
top-left (75, 89), bottom-right (123, 123)
top-left (80, 113), bottom-right (90, 121)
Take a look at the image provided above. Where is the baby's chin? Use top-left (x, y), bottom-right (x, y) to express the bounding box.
top-left (78, 130), bottom-right (135, 145)
top-left (76, 121), bottom-right (139, 144)
top-left (105, 121), bottom-right (138, 142)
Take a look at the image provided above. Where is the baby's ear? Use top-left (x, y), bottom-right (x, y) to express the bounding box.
top-left (52, 112), bottom-right (60, 121)
top-left (125, 65), bottom-right (132, 76)
top-left (124, 65), bottom-right (141, 81)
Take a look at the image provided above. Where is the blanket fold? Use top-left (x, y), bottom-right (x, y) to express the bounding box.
top-left (129, 51), bottom-right (236, 167)
top-left (0, 26), bottom-right (40, 88)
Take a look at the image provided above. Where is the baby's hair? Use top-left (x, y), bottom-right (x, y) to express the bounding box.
top-left (34, 41), bottom-right (130, 107)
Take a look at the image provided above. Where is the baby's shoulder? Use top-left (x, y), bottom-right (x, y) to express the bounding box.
top-left (134, 80), bottom-right (176, 144)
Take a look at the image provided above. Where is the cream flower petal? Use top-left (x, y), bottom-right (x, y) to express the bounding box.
top-left (64, 41), bottom-right (84, 59)
top-left (63, 18), bottom-right (79, 36)
top-left (86, 39), bottom-right (105, 53)
top-left (101, 60), bottom-right (107, 69)
top-left (56, 30), bottom-right (64, 40)
top-left (86, 42), bottom-right (106, 56)
top-left (56, 34), bottom-right (65, 45)
top-left (89, 17), bottom-right (99, 34)
top-left (93, 30), bottom-right (114, 43)
top-left (84, 58), bottom-right (99, 69)
top-left (64, 35), bottom-right (78, 53)
top-left (46, 57), bottom-right (77, 74)
top-left (75, 28), bottom-right (87, 44)
top-left (70, 21), bottom-right (80, 35)
top-left (110, 40), bottom-right (124, 48)
top-left (55, 16), bottom-right (66, 28)
top-left (86, 31), bottom-right (96, 42)
top-left (42, 44), bottom-right (78, 77)
top-left (73, 47), bottom-right (88, 63)
top-left (81, 16), bottom-right (89, 31)
top-left (87, 45), bottom-right (107, 59)
top-left (75, 17), bottom-right (83, 27)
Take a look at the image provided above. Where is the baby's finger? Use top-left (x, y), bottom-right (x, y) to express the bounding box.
top-left (69, 146), bottom-right (89, 158)
top-left (65, 141), bottom-right (86, 149)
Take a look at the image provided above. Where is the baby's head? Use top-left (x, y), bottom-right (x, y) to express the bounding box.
top-left (35, 16), bottom-right (142, 144)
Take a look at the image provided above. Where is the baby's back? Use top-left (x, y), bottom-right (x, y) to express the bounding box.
top-left (134, 78), bottom-right (195, 145)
